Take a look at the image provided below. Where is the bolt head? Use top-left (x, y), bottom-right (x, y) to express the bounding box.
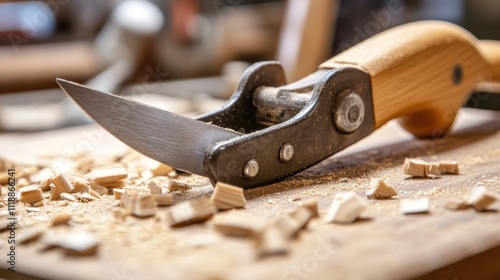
top-left (243, 159), bottom-right (259, 179)
top-left (279, 143), bottom-right (294, 163)
top-left (334, 92), bottom-right (365, 134)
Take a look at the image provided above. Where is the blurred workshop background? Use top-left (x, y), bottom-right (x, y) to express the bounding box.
top-left (0, 0), bottom-right (499, 131)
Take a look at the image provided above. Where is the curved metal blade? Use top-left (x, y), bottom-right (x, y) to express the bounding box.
top-left (57, 79), bottom-right (241, 176)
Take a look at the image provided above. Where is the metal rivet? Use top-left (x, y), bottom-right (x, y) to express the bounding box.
top-left (333, 92), bottom-right (365, 134)
top-left (279, 143), bottom-right (294, 163)
top-left (243, 159), bottom-right (259, 179)
top-left (452, 64), bottom-right (463, 84)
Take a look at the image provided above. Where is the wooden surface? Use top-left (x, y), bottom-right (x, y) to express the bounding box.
top-left (0, 108), bottom-right (499, 280)
top-left (320, 21), bottom-right (500, 137)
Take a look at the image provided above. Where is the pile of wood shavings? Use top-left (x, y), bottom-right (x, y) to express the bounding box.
top-left (0, 150), bottom-right (214, 257)
top-left (0, 150), bottom-right (498, 262)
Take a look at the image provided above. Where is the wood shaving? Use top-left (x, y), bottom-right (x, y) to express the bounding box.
top-left (112, 207), bottom-right (130, 221)
top-left (213, 215), bottom-right (266, 237)
top-left (51, 214), bottom-right (72, 226)
top-left (74, 192), bottom-right (96, 202)
top-left (366, 178), bottom-right (397, 199)
top-left (152, 193), bottom-right (173, 206)
top-left (402, 158), bottom-right (431, 177)
top-left (39, 178), bottom-right (52, 192)
top-left (70, 179), bottom-right (90, 193)
top-left (400, 198), bottom-right (430, 214)
top-left (113, 188), bottom-right (125, 200)
top-left (0, 174), bottom-right (9, 185)
top-left (88, 166), bottom-right (127, 188)
top-left (211, 182), bottom-right (246, 210)
top-left (26, 207), bottom-right (40, 213)
top-left (42, 229), bottom-right (99, 256)
top-left (273, 215), bottom-right (301, 239)
top-left (166, 198), bottom-right (214, 228)
top-left (326, 192), bottom-right (366, 223)
top-left (445, 198), bottom-right (468, 210)
top-left (290, 206), bottom-right (314, 230)
top-left (19, 185), bottom-right (44, 204)
top-left (89, 182), bottom-right (109, 196)
top-left (88, 188), bottom-right (102, 199)
top-left (120, 190), bottom-right (157, 217)
top-left (430, 160), bottom-right (460, 175)
top-left (256, 226), bottom-right (288, 257)
top-left (147, 179), bottom-right (163, 194)
top-left (133, 195), bottom-right (157, 217)
top-left (151, 163), bottom-right (173, 177)
top-left (33, 201), bottom-right (44, 207)
top-left (466, 186), bottom-right (498, 211)
top-left (168, 181), bottom-right (192, 192)
top-left (299, 200), bottom-right (319, 217)
top-left (60, 193), bottom-right (77, 202)
top-left (50, 174), bottom-right (74, 200)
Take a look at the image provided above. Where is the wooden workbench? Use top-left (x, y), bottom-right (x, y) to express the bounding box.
top-left (0, 108), bottom-right (499, 280)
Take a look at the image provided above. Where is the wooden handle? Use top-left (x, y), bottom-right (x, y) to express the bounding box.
top-left (320, 21), bottom-right (500, 138)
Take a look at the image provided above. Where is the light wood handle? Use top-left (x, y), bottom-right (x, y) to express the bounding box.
top-left (320, 21), bottom-right (500, 138)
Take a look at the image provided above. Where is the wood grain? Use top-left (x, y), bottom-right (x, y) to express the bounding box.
top-left (320, 21), bottom-right (500, 137)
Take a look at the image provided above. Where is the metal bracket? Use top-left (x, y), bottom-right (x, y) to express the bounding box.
top-left (202, 65), bottom-right (375, 188)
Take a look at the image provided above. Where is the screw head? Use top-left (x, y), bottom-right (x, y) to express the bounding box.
top-left (333, 92), bottom-right (365, 134)
top-left (243, 159), bottom-right (259, 179)
top-left (279, 143), bottom-right (294, 163)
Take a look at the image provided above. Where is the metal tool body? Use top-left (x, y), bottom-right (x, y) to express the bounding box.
top-left (198, 63), bottom-right (374, 187)
top-left (58, 63), bottom-right (373, 188)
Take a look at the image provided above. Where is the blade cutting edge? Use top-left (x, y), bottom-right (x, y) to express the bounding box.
top-left (57, 79), bottom-right (241, 176)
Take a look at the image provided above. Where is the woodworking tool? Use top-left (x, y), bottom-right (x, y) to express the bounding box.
top-left (57, 21), bottom-right (500, 189)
